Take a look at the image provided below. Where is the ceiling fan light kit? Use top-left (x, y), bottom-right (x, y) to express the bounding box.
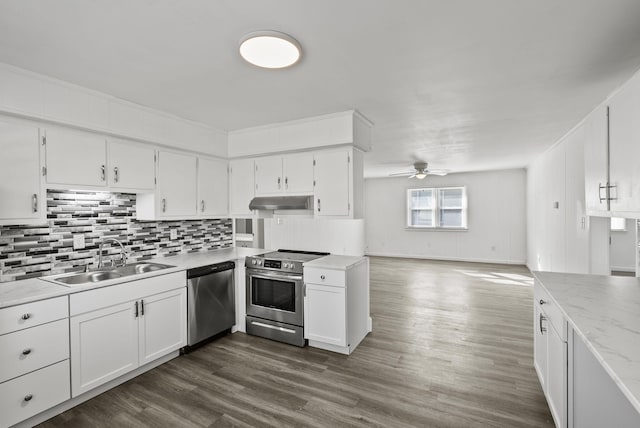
top-left (239, 30), bottom-right (302, 69)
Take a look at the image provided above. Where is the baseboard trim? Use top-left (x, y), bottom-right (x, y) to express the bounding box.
top-left (365, 252), bottom-right (526, 266)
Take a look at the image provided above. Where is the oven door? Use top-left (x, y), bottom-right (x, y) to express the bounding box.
top-left (246, 269), bottom-right (303, 326)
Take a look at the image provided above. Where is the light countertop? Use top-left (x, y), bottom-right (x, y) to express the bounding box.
top-left (533, 271), bottom-right (640, 414)
top-left (0, 247), bottom-right (266, 309)
top-left (303, 254), bottom-right (367, 270)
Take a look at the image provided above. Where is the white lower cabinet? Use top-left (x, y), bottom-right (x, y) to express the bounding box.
top-left (69, 272), bottom-right (187, 397)
top-left (534, 281), bottom-right (568, 428)
top-left (0, 297), bottom-right (70, 428)
top-left (304, 258), bottom-right (370, 355)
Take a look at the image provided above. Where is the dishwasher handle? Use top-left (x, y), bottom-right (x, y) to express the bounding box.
top-left (187, 261), bottom-right (236, 279)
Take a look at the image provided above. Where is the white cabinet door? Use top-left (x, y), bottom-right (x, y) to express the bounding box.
top-left (548, 323), bottom-right (567, 428)
top-left (108, 140), bottom-right (155, 191)
top-left (0, 121), bottom-right (43, 222)
top-left (304, 283), bottom-right (346, 347)
top-left (283, 153), bottom-right (314, 194)
top-left (608, 75), bottom-right (640, 214)
top-left (255, 156), bottom-right (282, 195)
top-left (138, 288), bottom-right (186, 365)
top-left (70, 301), bottom-right (138, 397)
top-left (583, 105), bottom-right (609, 214)
top-left (157, 151), bottom-right (197, 218)
top-left (534, 304), bottom-right (548, 391)
top-left (229, 159), bottom-right (255, 216)
top-left (314, 150), bottom-right (350, 216)
top-left (198, 157), bottom-right (228, 217)
top-left (46, 128), bottom-right (107, 187)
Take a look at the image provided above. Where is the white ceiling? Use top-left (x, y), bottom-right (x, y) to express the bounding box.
top-left (1, 1), bottom-right (640, 177)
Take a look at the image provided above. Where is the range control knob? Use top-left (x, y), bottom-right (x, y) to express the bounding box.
top-left (251, 260), bottom-right (256, 265)
top-left (257, 260), bottom-right (262, 266)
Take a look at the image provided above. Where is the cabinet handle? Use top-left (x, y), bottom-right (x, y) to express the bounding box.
top-left (32, 194), bottom-right (38, 213)
top-left (317, 198), bottom-right (321, 212)
top-left (114, 167), bottom-right (119, 183)
top-left (162, 198), bottom-right (167, 213)
top-left (539, 299), bottom-right (546, 305)
top-left (141, 300), bottom-right (145, 316)
top-left (285, 177), bottom-right (288, 189)
top-left (21, 313), bottom-right (31, 320)
top-left (539, 313), bottom-right (546, 334)
top-left (277, 177), bottom-right (281, 189)
top-left (320, 275), bottom-right (325, 280)
top-left (598, 183), bottom-right (607, 203)
top-left (135, 301), bottom-right (139, 318)
top-left (201, 200), bottom-right (205, 212)
top-left (101, 165), bottom-right (106, 181)
top-left (22, 348), bottom-right (32, 355)
top-left (23, 394), bottom-right (33, 402)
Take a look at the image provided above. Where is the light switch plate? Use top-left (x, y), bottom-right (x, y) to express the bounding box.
top-left (73, 234), bottom-right (85, 250)
top-left (170, 229), bottom-right (178, 240)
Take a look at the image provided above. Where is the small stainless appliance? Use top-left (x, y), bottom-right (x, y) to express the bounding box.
top-left (186, 261), bottom-right (235, 348)
top-left (245, 249), bottom-right (329, 346)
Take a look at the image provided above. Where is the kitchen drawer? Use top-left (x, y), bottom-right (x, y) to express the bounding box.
top-left (534, 281), bottom-right (566, 340)
top-left (0, 319), bottom-right (70, 383)
top-left (304, 267), bottom-right (345, 287)
top-left (0, 360), bottom-right (70, 428)
top-left (0, 296), bottom-right (68, 336)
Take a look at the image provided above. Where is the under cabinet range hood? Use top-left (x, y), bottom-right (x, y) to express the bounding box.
top-left (249, 195), bottom-right (313, 211)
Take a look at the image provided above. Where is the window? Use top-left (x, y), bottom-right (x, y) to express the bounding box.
top-left (407, 187), bottom-right (467, 229)
top-left (610, 217), bottom-right (626, 232)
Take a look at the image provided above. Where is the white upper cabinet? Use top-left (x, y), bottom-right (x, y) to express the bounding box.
top-left (0, 120), bottom-right (44, 224)
top-left (583, 105), bottom-right (609, 214)
top-left (229, 159), bottom-right (255, 217)
top-left (608, 73), bottom-right (640, 215)
top-left (254, 156), bottom-right (282, 195)
top-left (108, 140), bottom-right (155, 191)
top-left (314, 150), bottom-right (351, 216)
top-left (197, 157), bottom-right (228, 217)
top-left (156, 151), bottom-right (198, 218)
top-left (283, 153), bottom-right (314, 194)
top-left (255, 153), bottom-right (314, 196)
top-left (45, 128), bottom-right (107, 187)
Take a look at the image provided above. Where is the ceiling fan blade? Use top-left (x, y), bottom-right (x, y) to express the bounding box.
top-left (389, 171), bottom-right (414, 177)
top-left (427, 170), bottom-right (449, 176)
top-left (408, 173), bottom-right (417, 179)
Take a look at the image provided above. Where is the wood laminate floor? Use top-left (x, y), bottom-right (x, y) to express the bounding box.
top-left (39, 257), bottom-right (554, 427)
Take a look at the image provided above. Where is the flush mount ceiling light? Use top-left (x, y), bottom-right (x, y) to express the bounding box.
top-left (239, 31), bottom-right (302, 69)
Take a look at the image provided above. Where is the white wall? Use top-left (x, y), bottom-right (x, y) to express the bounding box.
top-left (610, 219), bottom-right (638, 272)
top-left (364, 169), bottom-right (526, 264)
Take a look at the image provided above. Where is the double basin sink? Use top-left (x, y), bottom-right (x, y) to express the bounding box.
top-left (46, 262), bottom-right (176, 287)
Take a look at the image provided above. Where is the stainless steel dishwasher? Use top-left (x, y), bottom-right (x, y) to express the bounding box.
top-left (186, 261), bottom-right (235, 347)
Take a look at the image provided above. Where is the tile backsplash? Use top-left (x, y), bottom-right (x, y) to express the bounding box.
top-left (0, 190), bottom-right (232, 282)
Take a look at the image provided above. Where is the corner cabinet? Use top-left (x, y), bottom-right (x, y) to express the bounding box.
top-left (313, 148), bottom-right (364, 218)
top-left (69, 272), bottom-right (186, 397)
top-left (534, 281), bottom-right (567, 428)
top-left (303, 257), bottom-right (370, 355)
top-left (229, 158), bottom-right (255, 217)
top-left (0, 120), bottom-right (45, 225)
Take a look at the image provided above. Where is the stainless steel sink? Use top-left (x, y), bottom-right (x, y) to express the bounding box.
top-left (46, 262), bottom-right (176, 287)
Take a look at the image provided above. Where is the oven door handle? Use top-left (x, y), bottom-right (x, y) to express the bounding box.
top-left (248, 270), bottom-right (303, 281)
top-left (250, 321), bottom-right (297, 334)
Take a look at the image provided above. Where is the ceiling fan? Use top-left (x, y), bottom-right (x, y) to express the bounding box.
top-left (389, 162), bottom-right (450, 179)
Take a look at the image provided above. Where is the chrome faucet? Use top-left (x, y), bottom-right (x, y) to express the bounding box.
top-left (98, 238), bottom-right (127, 269)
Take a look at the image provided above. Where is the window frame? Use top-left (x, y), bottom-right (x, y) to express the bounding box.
top-left (406, 186), bottom-right (468, 230)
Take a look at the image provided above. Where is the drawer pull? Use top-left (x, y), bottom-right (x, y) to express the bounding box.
top-left (539, 299), bottom-right (546, 305)
top-left (539, 313), bottom-right (547, 334)
top-left (24, 394), bottom-right (33, 402)
top-left (21, 313), bottom-right (31, 320)
top-left (320, 275), bottom-right (325, 280)
top-left (22, 348), bottom-right (32, 355)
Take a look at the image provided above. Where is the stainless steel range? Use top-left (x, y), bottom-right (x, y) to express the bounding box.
top-left (245, 249), bottom-right (329, 346)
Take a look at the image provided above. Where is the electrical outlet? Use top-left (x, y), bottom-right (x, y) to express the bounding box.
top-left (73, 234), bottom-right (85, 250)
top-left (170, 229), bottom-right (178, 240)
